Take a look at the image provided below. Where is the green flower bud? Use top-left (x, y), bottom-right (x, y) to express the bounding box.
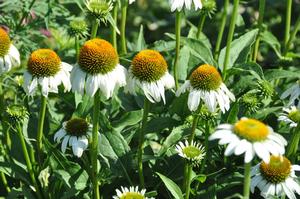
top-left (85, 0), bottom-right (113, 22)
top-left (257, 80), bottom-right (274, 98)
top-left (6, 104), bottom-right (28, 123)
top-left (69, 18), bottom-right (88, 38)
top-left (201, 0), bottom-right (216, 18)
top-left (240, 92), bottom-right (259, 113)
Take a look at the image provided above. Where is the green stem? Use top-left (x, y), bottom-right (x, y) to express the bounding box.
top-left (37, 96), bottom-right (47, 166)
top-left (196, 14), bottom-right (206, 39)
top-left (243, 162), bottom-right (251, 199)
top-left (284, 0), bottom-right (292, 47)
top-left (137, 99), bottom-right (151, 188)
top-left (252, 0), bottom-right (266, 62)
top-left (120, 4), bottom-right (128, 54)
top-left (16, 0), bottom-right (37, 30)
top-left (200, 123), bottom-right (210, 174)
top-left (17, 123), bottom-right (42, 199)
top-left (214, 0), bottom-right (229, 59)
top-left (286, 123), bottom-right (300, 161)
top-left (284, 15), bottom-right (300, 56)
top-left (223, 0), bottom-right (240, 80)
top-left (91, 19), bottom-right (99, 39)
top-left (174, 11), bottom-right (182, 89)
top-left (188, 114), bottom-right (200, 143)
top-left (111, 3), bottom-right (118, 50)
top-left (185, 164), bottom-right (192, 199)
top-left (91, 90), bottom-right (100, 199)
top-left (1, 172), bottom-right (10, 193)
top-left (75, 35), bottom-right (80, 60)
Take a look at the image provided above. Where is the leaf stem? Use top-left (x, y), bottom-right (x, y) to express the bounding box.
top-left (223, 0), bottom-right (240, 80)
top-left (174, 11), bottom-right (182, 90)
top-left (284, 0), bottom-right (292, 47)
top-left (252, 0), bottom-right (266, 62)
top-left (214, 0), bottom-right (229, 60)
top-left (243, 162), bottom-right (251, 199)
top-left (120, 4), bottom-right (128, 54)
top-left (137, 98), bottom-right (150, 188)
top-left (111, 3), bottom-right (118, 50)
top-left (37, 95), bottom-right (47, 166)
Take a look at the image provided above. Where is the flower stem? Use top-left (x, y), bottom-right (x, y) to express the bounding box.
top-left (184, 164), bottom-right (192, 199)
top-left (284, 14), bottom-right (300, 56)
top-left (174, 11), bottom-right (182, 89)
top-left (91, 90), bottom-right (100, 199)
top-left (1, 172), bottom-right (10, 193)
top-left (200, 122), bottom-right (210, 174)
top-left (37, 95), bottom-right (47, 166)
top-left (214, 0), bottom-right (229, 60)
top-left (137, 99), bottom-right (150, 188)
top-left (284, 0), bottom-right (292, 48)
top-left (252, 0), bottom-right (266, 62)
top-left (196, 14), bottom-right (206, 39)
top-left (75, 35), bottom-right (80, 60)
top-left (286, 123), bottom-right (300, 161)
top-left (17, 123), bottom-right (42, 199)
top-left (223, 0), bottom-right (240, 80)
top-left (91, 19), bottom-right (99, 39)
top-left (243, 162), bottom-right (251, 199)
top-left (188, 113), bottom-right (200, 143)
top-left (120, 4), bottom-right (128, 54)
top-left (111, 3), bottom-right (118, 50)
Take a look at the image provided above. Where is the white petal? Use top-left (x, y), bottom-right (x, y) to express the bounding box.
top-left (61, 135), bottom-right (70, 153)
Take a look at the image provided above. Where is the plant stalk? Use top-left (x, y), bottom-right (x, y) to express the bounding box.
top-left (243, 162), bottom-right (252, 199)
top-left (284, 0), bottom-right (292, 47)
top-left (120, 4), bottom-right (128, 54)
top-left (223, 0), bottom-right (240, 80)
top-left (174, 11), bottom-right (182, 89)
top-left (75, 35), bottom-right (80, 60)
top-left (37, 95), bottom-right (47, 165)
top-left (284, 15), bottom-right (300, 56)
top-left (91, 19), bottom-right (99, 39)
top-left (1, 172), bottom-right (10, 193)
top-left (185, 164), bottom-right (192, 199)
top-left (137, 99), bottom-right (151, 188)
top-left (111, 3), bottom-right (118, 50)
top-left (286, 122), bottom-right (300, 161)
top-left (196, 14), bottom-right (206, 39)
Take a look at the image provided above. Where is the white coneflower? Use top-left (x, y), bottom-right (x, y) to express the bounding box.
top-left (281, 80), bottom-right (300, 106)
top-left (113, 186), bottom-right (154, 199)
top-left (169, 0), bottom-right (202, 12)
top-left (176, 64), bottom-right (235, 113)
top-left (0, 28), bottom-right (20, 74)
top-left (23, 49), bottom-right (72, 97)
top-left (126, 49), bottom-right (175, 104)
top-left (54, 118), bottom-right (92, 157)
top-left (209, 118), bottom-right (287, 163)
top-left (71, 38), bottom-right (127, 99)
top-left (278, 106), bottom-right (300, 128)
top-left (251, 155), bottom-right (300, 199)
top-left (175, 140), bottom-right (205, 165)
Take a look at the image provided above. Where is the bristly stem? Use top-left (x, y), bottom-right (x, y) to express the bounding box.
top-left (284, 15), bottom-right (300, 56)
top-left (223, 0), bottom-right (240, 80)
top-left (174, 11), bottom-right (182, 89)
top-left (252, 0), bottom-right (266, 62)
top-left (91, 90), bottom-right (100, 199)
top-left (137, 99), bottom-right (151, 188)
top-left (120, 4), bottom-right (128, 54)
top-left (243, 162), bottom-right (252, 199)
top-left (17, 123), bottom-right (42, 199)
top-left (196, 14), bottom-right (206, 39)
top-left (111, 2), bottom-right (118, 50)
top-left (214, 0), bottom-right (229, 60)
top-left (37, 95), bottom-right (47, 166)
top-left (284, 0), bottom-right (292, 48)
top-left (91, 19), bottom-right (99, 39)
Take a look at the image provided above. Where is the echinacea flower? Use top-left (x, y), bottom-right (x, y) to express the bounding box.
top-left (113, 186), bottom-right (154, 199)
top-left (54, 118), bottom-right (92, 157)
top-left (126, 49), bottom-right (175, 104)
top-left (0, 28), bottom-right (20, 74)
top-left (23, 49), bottom-right (72, 97)
top-left (281, 80), bottom-right (300, 106)
top-left (176, 64), bottom-right (235, 113)
top-left (71, 38), bottom-right (127, 98)
top-left (169, 0), bottom-right (202, 12)
top-left (251, 155), bottom-right (300, 199)
top-left (278, 106), bottom-right (300, 128)
top-left (209, 118), bottom-right (287, 163)
top-left (175, 140), bottom-right (205, 165)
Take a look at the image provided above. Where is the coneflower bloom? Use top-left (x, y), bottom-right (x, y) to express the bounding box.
top-left (281, 80), bottom-right (300, 106)
top-left (175, 140), bottom-right (205, 166)
top-left (71, 39), bottom-right (127, 98)
top-left (23, 49), bottom-right (72, 97)
top-left (113, 186), bottom-right (154, 199)
top-left (209, 118), bottom-right (287, 163)
top-left (176, 64), bottom-right (235, 113)
top-left (251, 155), bottom-right (300, 199)
top-left (169, 0), bottom-right (202, 12)
top-left (126, 49), bottom-right (175, 104)
top-left (0, 28), bottom-right (20, 74)
top-left (54, 118), bottom-right (92, 157)
top-left (278, 106), bottom-right (300, 128)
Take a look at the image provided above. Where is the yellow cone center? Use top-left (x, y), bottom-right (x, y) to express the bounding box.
top-left (78, 38), bottom-right (118, 74)
top-left (260, 156), bottom-right (291, 184)
top-left (233, 118), bottom-right (269, 142)
top-left (190, 64), bottom-right (222, 91)
top-left (0, 28), bottom-right (11, 57)
top-left (131, 49), bottom-right (168, 82)
top-left (27, 49), bottom-right (61, 77)
top-left (65, 118), bottom-right (89, 136)
top-left (120, 192), bottom-right (145, 199)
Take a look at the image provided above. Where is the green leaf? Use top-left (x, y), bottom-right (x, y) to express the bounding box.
top-left (218, 29), bottom-right (259, 71)
top-left (111, 110), bottom-right (143, 132)
top-left (192, 174), bottom-right (207, 184)
top-left (136, 25), bottom-right (147, 51)
top-left (264, 69), bottom-right (300, 81)
top-left (261, 31), bottom-right (282, 58)
top-left (156, 172), bottom-right (184, 199)
top-left (107, 13), bottom-right (120, 34)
